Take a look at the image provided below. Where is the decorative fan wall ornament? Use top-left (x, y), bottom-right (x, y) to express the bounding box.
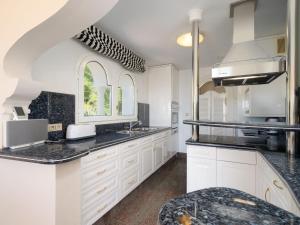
top-left (75, 26), bottom-right (146, 73)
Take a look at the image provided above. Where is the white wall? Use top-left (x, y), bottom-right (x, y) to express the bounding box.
top-left (32, 39), bottom-right (148, 123)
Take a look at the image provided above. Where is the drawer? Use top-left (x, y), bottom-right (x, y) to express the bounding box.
top-left (217, 148), bottom-right (256, 165)
top-left (152, 131), bottom-right (168, 141)
top-left (119, 140), bottom-right (139, 152)
top-left (81, 146), bottom-right (118, 169)
top-left (120, 149), bottom-right (139, 174)
top-left (81, 159), bottom-right (118, 190)
top-left (81, 175), bottom-right (118, 210)
top-left (187, 145), bottom-right (216, 160)
top-left (81, 188), bottom-right (118, 225)
top-left (139, 136), bottom-right (153, 145)
top-left (120, 168), bottom-right (139, 198)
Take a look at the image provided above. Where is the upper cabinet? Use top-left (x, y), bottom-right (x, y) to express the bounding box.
top-left (117, 74), bottom-right (136, 116)
top-left (148, 64), bottom-right (179, 127)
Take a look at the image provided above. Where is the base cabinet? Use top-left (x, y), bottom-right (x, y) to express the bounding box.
top-left (80, 130), bottom-right (173, 225)
top-left (187, 145), bottom-right (300, 216)
top-left (141, 143), bottom-right (154, 181)
top-left (217, 161), bottom-right (255, 195)
top-left (187, 157), bottom-right (216, 192)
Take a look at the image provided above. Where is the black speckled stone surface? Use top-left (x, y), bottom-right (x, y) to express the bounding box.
top-left (29, 91), bottom-right (75, 141)
top-left (159, 187), bottom-right (300, 225)
top-left (0, 127), bottom-right (170, 164)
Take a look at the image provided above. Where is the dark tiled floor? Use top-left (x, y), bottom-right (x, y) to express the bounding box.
top-left (95, 157), bottom-right (187, 225)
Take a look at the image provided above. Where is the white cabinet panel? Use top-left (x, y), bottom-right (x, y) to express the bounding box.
top-left (162, 139), bottom-right (169, 162)
top-left (148, 65), bottom-right (172, 127)
top-left (120, 168), bottom-right (139, 199)
top-left (217, 148), bottom-right (256, 165)
top-left (256, 153), bottom-right (300, 215)
top-left (172, 65), bottom-right (179, 102)
top-left (217, 161), bottom-right (256, 195)
top-left (187, 145), bottom-right (216, 160)
top-left (187, 157), bottom-right (216, 192)
top-left (141, 144), bottom-right (153, 181)
top-left (153, 141), bottom-right (163, 170)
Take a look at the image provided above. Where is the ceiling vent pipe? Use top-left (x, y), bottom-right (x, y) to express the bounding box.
top-left (189, 9), bottom-right (202, 141)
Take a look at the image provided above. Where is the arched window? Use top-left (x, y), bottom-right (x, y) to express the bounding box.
top-left (117, 74), bottom-right (135, 116)
top-left (78, 60), bottom-right (112, 122)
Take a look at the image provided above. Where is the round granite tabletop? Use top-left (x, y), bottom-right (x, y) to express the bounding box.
top-left (158, 187), bottom-right (300, 225)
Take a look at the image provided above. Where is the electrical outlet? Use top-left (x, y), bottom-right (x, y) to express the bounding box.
top-left (48, 123), bottom-right (63, 132)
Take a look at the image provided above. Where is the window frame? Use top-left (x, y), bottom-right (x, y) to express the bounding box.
top-left (117, 73), bottom-right (136, 117)
top-left (77, 56), bottom-right (113, 123)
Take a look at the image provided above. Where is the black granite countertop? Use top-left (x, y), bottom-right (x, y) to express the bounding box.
top-left (0, 127), bottom-right (170, 164)
top-left (186, 135), bottom-right (300, 208)
top-left (159, 187), bottom-right (300, 225)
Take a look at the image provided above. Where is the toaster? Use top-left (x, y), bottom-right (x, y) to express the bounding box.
top-left (66, 124), bottom-right (96, 140)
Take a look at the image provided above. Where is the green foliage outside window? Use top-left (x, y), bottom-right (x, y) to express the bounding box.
top-left (84, 65), bottom-right (98, 116)
top-left (116, 87), bottom-right (123, 115)
top-left (103, 87), bottom-right (111, 116)
top-left (84, 64), bottom-right (111, 116)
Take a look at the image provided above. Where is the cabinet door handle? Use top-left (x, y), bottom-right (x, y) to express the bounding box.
top-left (96, 169), bottom-right (106, 176)
top-left (264, 187), bottom-right (270, 202)
top-left (128, 144), bottom-right (137, 148)
top-left (97, 204), bottom-right (108, 213)
top-left (96, 187), bottom-right (107, 194)
top-left (273, 180), bottom-right (284, 190)
top-left (128, 179), bottom-right (136, 186)
top-left (127, 159), bottom-right (135, 165)
top-left (97, 154), bottom-right (107, 159)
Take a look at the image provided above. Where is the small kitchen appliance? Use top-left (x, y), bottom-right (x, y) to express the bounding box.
top-left (66, 124), bottom-right (96, 140)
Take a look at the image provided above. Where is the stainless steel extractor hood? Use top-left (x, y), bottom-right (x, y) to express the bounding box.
top-left (212, 0), bottom-right (286, 86)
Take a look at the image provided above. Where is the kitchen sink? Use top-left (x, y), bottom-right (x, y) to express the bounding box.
top-left (116, 127), bottom-right (160, 135)
top-left (132, 127), bottom-right (160, 131)
top-left (116, 130), bottom-right (142, 135)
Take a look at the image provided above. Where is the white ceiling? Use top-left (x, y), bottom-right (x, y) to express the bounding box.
top-left (95, 0), bottom-right (286, 70)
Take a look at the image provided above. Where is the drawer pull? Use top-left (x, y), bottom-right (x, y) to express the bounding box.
top-left (97, 154), bottom-right (107, 159)
top-left (127, 159), bottom-right (136, 164)
top-left (128, 179), bottom-right (136, 186)
top-left (97, 187), bottom-right (107, 194)
top-left (273, 180), bottom-right (284, 190)
top-left (128, 144), bottom-right (137, 148)
top-left (96, 169), bottom-right (107, 176)
top-left (97, 204), bottom-right (108, 213)
top-left (264, 188), bottom-right (270, 202)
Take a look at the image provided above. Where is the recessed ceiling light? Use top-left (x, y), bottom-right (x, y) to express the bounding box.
top-left (177, 32), bottom-right (204, 47)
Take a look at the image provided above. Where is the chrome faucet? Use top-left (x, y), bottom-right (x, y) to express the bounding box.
top-left (129, 121), bottom-right (142, 131)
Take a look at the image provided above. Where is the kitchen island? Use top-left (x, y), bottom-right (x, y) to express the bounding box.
top-left (159, 187), bottom-right (300, 225)
top-left (185, 134), bottom-right (300, 218)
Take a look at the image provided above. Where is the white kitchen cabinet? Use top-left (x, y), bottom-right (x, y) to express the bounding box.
top-left (240, 74), bottom-right (286, 117)
top-left (153, 140), bottom-right (164, 170)
top-left (256, 153), bottom-right (300, 216)
top-left (171, 65), bottom-right (179, 102)
top-left (148, 64), bottom-right (179, 127)
top-left (80, 130), bottom-right (172, 225)
top-left (187, 145), bottom-right (217, 192)
top-left (187, 157), bottom-right (217, 192)
top-left (217, 161), bottom-right (256, 195)
top-left (140, 143), bottom-right (154, 181)
top-left (187, 145), bottom-right (300, 216)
